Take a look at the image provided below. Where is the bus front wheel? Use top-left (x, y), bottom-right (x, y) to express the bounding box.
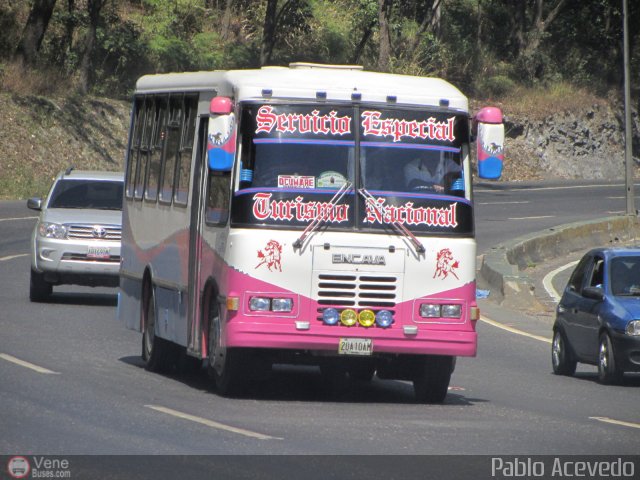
top-left (206, 297), bottom-right (247, 396)
top-left (412, 355), bottom-right (454, 403)
top-left (141, 282), bottom-right (176, 373)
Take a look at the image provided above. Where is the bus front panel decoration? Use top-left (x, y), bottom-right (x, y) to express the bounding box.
top-left (119, 64), bottom-right (504, 404)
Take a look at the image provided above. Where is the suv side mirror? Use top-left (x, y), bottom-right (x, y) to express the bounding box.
top-left (27, 197), bottom-right (42, 211)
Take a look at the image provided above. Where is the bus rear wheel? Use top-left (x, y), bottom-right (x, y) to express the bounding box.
top-left (141, 282), bottom-right (176, 373)
top-left (206, 296), bottom-right (247, 396)
top-left (412, 355), bottom-right (453, 404)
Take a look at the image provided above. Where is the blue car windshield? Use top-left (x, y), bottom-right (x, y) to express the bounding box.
top-left (610, 256), bottom-right (640, 296)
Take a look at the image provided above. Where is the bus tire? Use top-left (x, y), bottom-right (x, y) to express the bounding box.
top-left (412, 355), bottom-right (453, 404)
top-left (141, 282), bottom-right (176, 373)
top-left (348, 361), bottom-right (376, 382)
top-left (30, 268), bottom-right (52, 302)
top-left (206, 296), bottom-right (246, 396)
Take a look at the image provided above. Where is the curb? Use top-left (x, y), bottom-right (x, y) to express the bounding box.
top-left (479, 215), bottom-right (640, 308)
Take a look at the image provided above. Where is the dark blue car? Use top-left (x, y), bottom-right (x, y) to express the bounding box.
top-left (552, 247), bottom-right (640, 383)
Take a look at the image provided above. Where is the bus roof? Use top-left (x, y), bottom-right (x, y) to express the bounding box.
top-left (135, 63), bottom-right (469, 112)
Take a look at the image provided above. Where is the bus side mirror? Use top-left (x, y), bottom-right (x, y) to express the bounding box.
top-left (208, 97), bottom-right (236, 172)
top-left (474, 107), bottom-right (504, 180)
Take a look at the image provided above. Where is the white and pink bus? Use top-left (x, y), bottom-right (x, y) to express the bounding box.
top-left (118, 63), bottom-right (504, 403)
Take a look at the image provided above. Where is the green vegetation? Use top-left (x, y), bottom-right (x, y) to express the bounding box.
top-left (0, 1), bottom-right (638, 199)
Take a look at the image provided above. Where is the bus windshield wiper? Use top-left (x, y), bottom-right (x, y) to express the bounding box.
top-left (292, 181), bottom-right (353, 250)
top-left (358, 188), bottom-right (425, 255)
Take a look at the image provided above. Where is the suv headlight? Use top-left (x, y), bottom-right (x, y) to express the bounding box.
top-left (38, 222), bottom-right (68, 239)
top-left (626, 320), bottom-right (640, 336)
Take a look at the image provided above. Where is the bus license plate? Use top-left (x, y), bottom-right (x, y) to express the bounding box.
top-left (87, 246), bottom-right (110, 259)
top-left (339, 338), bottom-right (372, 356)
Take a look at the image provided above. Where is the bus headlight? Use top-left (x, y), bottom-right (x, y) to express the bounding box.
top-left (271, 298), bottom-right (293, 312)
top-left (375, 310), bottom-right (394, 328)
top-left (358, 309), bottom-right (376, 327)
top-left (420, 304), bottom-right (441, 318)
top-left (322, 308), bottom-right (340, 325)
top-left (441, 304), bottom-right (462, 318)
top-left (249, 297), bottom-right (271, 311)
top-left (340, 309), bottom-right (358, 326)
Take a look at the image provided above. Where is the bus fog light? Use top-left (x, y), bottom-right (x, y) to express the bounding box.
top-left (358, 309), bottom-right (375, 327)
top-left (272, 298), bottom-right (293, 312)
top-left (249, 297), bottom-right (271, 311)
top-left (420, 304), bottom-right (441, 318)
top-left (340, 309), bottom-right (357, 326)
top-left (375, 310), bottom-right (394, 328)
top-left (626, 320), bottom-right (640, 336)
top-left (322, 308), bottom-right (339, 325)
top-left (441, 304), bottom-right (461, 318)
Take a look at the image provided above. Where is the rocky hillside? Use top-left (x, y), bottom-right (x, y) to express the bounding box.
top-left (0, 93), bottom-right (129, 199)
top-left (499, 102), bottom-right (640, 182)
top-left (0, 92), bottom-right (638, 199)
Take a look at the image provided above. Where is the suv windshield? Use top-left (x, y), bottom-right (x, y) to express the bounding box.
top-left (48, 179), bottom-right (123, 210)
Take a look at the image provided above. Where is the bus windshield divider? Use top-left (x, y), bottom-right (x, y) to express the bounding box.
top-left (358, 188), bottom-right (426, 255)
top-left (292, 181), bottom-right (353, 250)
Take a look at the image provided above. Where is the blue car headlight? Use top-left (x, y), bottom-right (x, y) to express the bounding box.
top-left (626, 320), bottom-right (640, 336)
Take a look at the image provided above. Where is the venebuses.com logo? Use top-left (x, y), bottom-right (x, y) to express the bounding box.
top-left (7, 456), bottom-right (71, 478)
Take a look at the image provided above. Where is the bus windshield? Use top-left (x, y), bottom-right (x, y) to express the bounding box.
top-left (233, 103), bottom-right (472, 234)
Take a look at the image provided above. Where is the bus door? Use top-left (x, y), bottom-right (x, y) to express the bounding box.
top-left (186, 116), bottom-right (209, 356)
top-left (186, 96), bottom-right (235, 357)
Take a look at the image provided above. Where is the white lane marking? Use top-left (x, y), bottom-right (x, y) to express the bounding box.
top-left (590, 416), bottom-right (640, 430)
top-left (476, 183), bottom-right (637, 193)
top-left (478, 201), bottom-right (530, 205)
top-left (0, 254), bottom-right (28, 262)
top-left (507, 215), bottom-right (555, 220)
top-left (480, 316), bottom-right (551, 344)
top-left (145, 404), bottom-right (282, 440)
top-left (0, 216), bottom-right (37, 222)
top-left (0, 353), bottom-right (60, 374)
top-left (543, 260), bottom-right (579, 303)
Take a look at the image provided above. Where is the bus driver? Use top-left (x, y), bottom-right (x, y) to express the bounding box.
top-left (403, 154), bottom-right (461, 193)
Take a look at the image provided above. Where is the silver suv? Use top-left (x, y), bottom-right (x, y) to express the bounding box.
top-left (27, 168), bottom-right (124, 301)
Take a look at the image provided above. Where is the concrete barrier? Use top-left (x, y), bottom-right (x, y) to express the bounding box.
top-left (479, 215), bottom-right (640, 307)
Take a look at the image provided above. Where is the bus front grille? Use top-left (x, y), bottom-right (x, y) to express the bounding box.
top-left (315, 273), bottom-right (398, 308)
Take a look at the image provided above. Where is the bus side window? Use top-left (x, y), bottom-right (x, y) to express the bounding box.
top-left (145, 95), bottom-right (167, 202)
top-left (135, 96), bottom-right (155, 199)
top-left (206, 171), bottom-right (230, 225)
top-left (174, 95), bottom-right (197, 205)
top-left (159, 95), bottom-right (183, 204)
top-left (126, 96), bottom-right (144, 199)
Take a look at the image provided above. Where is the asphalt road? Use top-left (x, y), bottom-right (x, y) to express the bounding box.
top-left (1, 181), bottom-right (639, 468)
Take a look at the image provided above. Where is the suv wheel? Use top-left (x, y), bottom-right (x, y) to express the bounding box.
top-left (29, 268), bottom-right (52, 302)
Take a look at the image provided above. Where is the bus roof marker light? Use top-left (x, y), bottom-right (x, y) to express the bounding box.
top-left (351, 92), bottom-right (362, 102)
top-left (386, 95), bottom-right (397, 103)
top-left (322, 308), bottom-right (340, 326)
top-left (316, 91), bottom-right (327, 100)
top-left (210, 97), bottom-right (233, 114)
top-left (261, 88), bottom-right (273, 98)
top-left (439, 98), bottom-right (450, 107)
